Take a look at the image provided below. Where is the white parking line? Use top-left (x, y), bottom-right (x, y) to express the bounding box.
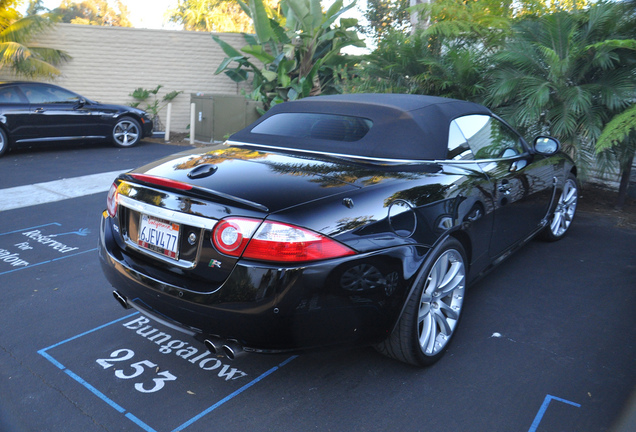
top-left (0, 170), bottom-right (129, 211)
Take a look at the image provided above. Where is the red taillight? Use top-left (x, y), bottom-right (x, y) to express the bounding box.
top-left (211, 217), bottom-right (356, 263)
top-left (107, 182), bottom-right (118, 217)
top-left (212, 218), bottom-right (260, 255)
top-left (129, 173), bottom-right (193, 191)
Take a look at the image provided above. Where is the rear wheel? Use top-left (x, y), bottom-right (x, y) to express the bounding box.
top-left (112, 117), bottom-right (141, 147)
top-left (541, 173), bottom-right (578, 241)
top-left (0, 128), bottom-right (8, 157)
top-left (377, 238), bottom-right (467, 366)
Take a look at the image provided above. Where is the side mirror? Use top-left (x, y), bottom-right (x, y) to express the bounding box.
top-left (533, 136), bottom-right (560, 155)
top-left (76, 98), bottom-right (87, 108)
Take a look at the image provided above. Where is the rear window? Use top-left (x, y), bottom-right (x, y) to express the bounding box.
top-left (250, 113), bottom-right (373, 142)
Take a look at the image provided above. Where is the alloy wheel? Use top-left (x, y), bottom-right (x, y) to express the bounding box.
top-left (550, 178), bottom-right (578, 237)
top-left (113, 120), bottom-right (140, 147)
top-left (0, 128), bottom-right (8, 157)
top-left (418, 249), bottom-right (466, 356)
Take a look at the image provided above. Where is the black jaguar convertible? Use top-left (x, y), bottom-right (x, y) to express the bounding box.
top-left (98, 94), bottom-right (577, 366)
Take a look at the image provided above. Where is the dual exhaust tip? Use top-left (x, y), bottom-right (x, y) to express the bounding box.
top-left (204, 338), bottom-right (243, 361)
top-left (112, 290), bottom-right (243, 360)
top-left (113, 290), bottom-right (131, 310)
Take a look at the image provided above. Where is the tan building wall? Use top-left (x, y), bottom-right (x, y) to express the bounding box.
top-left (0, 23), bottom-right (248, 133)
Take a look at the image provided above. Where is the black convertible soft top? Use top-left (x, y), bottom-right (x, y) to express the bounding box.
top-left (229, 93), bottom-right (492, 161)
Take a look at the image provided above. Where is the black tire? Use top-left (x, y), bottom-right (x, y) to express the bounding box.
top-left (0, 128), bottom-right (8, 157)
top-left (376, 237), bottom-right (467, 366)
top-left (112, 116), bottom-right (141, 148)
top-left (540, 173), bottom-right (578, 242)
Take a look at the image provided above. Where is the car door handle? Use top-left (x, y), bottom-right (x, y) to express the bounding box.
top-left (498, 182), bottom-right (512, 194)
top-left (34, 107), bottom-right (45, 113)
top-left (466, 209), bottom-right (482, 222)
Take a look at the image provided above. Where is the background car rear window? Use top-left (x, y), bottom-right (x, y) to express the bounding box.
top-left (251, 113), bottom-right (373, 142)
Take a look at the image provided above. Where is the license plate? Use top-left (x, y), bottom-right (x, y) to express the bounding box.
top-left (138, 214), bottom-right (180, 260)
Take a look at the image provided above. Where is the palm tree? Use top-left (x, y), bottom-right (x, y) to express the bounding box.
top-left (595, 104), bottom-right (636, 209)
top-left (486, 2), bottom-right (636, 178)
top-left (351, 30), bottom-right (433, 95)
top-left (342, 28), bottom-right (490, 102)
top-left (592, 1), bottom-right (636, 208)
top-left (0, 1), bottom-right (70, 78)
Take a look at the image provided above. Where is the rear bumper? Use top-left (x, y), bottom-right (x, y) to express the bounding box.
top-left (99, 212), bottom-right (424, 352)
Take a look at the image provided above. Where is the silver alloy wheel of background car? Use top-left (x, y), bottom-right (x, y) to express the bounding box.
top-left (0, 128), bottom-right (8, 157)
top-left (112, 117), bottom-right (141, 147)
top-left (417, 248), bottom-right (466, 357)
top-left (550, 177), bottom-right (578, 237)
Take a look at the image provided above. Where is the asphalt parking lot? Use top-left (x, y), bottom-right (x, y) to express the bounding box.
top-left (1, 141), bottom-right (635, 432)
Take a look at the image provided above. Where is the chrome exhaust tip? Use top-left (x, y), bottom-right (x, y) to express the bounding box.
top-left (204, 338), bottom-right (220, 355)
top-left (221, 341), bottom-right (244, 360)
top-left (112, 290), bottom-right (131, 310)
top-left (204, 337), bottom-right (244, 360)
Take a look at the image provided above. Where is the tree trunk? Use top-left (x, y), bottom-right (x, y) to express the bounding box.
top-left (410, 0), bottom-right (430, 32)
top-left (616, 156), bottom-right (634, 210)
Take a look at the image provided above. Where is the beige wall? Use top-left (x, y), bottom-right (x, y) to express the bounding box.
top-left (0, 23), bottom-right (248, 133)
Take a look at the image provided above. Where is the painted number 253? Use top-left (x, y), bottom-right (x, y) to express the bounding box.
top-left (96, 349), bottom-right (177, 393)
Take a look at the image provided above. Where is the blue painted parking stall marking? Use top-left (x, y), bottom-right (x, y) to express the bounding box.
top-left (0, 223), bottom-right (96, 276)
top-left (528, 394), bottom-right (581, 432)
top-left (39, 313), bottom-right (297, 431)
top-left (0, 222), bottom-right (61, 237)
top-left (172, 355), bottom-right (298, 432)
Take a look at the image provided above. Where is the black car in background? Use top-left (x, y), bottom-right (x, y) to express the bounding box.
top-left (99, 94), bottom-right (578, 366)
top-left (0, 82), bottom-right (153, 157)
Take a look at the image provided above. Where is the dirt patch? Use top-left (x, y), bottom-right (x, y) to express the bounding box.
top-left (578, 184), bottom-right (636, 230)
top-left (144, 137), bottom-right (636, 231)
top-left (146, 133), bottom-right (207, 147)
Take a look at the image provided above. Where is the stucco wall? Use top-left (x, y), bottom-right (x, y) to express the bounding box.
top-left (0, 23), bottom-right (248, 133)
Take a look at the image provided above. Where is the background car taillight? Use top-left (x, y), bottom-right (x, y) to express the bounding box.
top-left (106, 182), bottom-right (118, 217)
top-left (211, 217), bottom-right (356, 263)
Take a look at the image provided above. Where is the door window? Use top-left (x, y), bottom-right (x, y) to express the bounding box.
top-left (454, 115), bottom-right (524, 160)
top-left (0, 86), bottom-right (24, 103)
top-left (21, 84), bottom-right (80, 104)
top-left (447, 120), bottom-right (474, 160)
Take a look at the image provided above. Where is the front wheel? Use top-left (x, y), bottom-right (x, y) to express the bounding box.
top-left (112, 117), bottom-right (141, 148)
top-left (376, 237), bottom-right (467, 366)
top-left (541, 173), bottom-right (578, 242)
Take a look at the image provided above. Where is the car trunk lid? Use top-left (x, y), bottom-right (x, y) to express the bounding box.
top-left (130, 145), bottom-right (363, 213)
top-left (110, 145), bottom-right (369, 294)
